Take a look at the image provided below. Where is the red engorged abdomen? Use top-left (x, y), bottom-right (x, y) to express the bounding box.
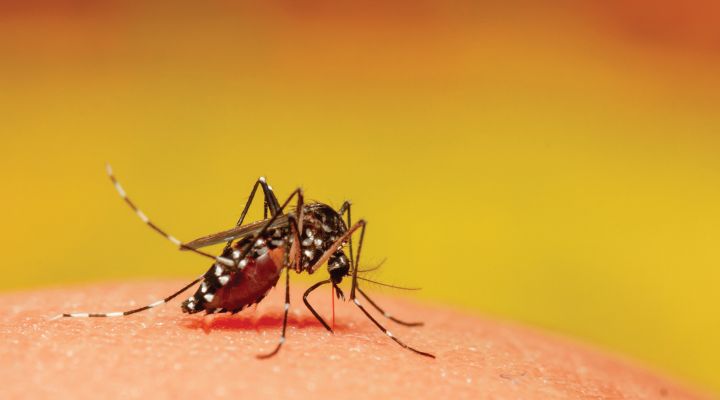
top-left (208, 248), bottom-right (285, 311)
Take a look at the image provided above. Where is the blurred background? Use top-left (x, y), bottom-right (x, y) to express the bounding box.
top-left (1, 0), bottom-right (719, 394)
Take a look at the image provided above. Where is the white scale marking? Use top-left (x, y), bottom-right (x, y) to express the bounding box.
top-left (214, 264), bottom-right (223, 276)
top-left (106, 312), bottom-right (123, 317)
top-left (136, 210), bottom-right (149, 223)
top-left (114, 182), bottom-right (126, 198)
top-left (71, 313), bottom-right (89, 318)
top-left (168, 236), bottom-right (181, 246)
top-left (200, 282), bottom-right (208, 293)
top-left (238, 259), bottom-right (248, 269)
top-left (353, 299), bottom-right (361, 306)
top-left (279, 337), bottom-right (286, 344)
top-left (386, 331), bottom-right (394, 338)
top-left (216, 257), bottom-right (234, 267)
top-left (284, 303), bottom-right (290, 311)
top-left (149, 300), bottom-right (164, 308)
top-left (203, 293), bottom-right (215, 302)
top-left (218, 275), bottom-right (230, 285)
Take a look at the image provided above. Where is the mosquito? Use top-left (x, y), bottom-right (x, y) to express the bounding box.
top-left (52, 165), bottom-right (435, 359)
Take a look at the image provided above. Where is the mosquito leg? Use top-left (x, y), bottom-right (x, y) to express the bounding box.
top-left (338, 201), bottom-right (354, 273)
top-left (255, 211), bottom-right (303, 358)
top-left (223, 177), bottom-right (282, 253)
top-left (292, 189), bottom-right (304, 273)
top-left (259, 177), bottom-right (282, 217)
top-left (356, 287), bottom-right (423, 327)
top-left (257, 266), bottom-right (291, 359)
top-left (340, 202), bottom-right (422, 327)
top-left (347, 223), bottom-right (435, 358)
top-left (106, 164), bottom-right (235, 267)
top-left (302, 279), bottom-right (333, 332)
top-left (281, 210), bottom-right (302, 279)
top-left (348, 220), bottom-right (366, 300)
top-left (350, 295), bottom-right (435, 358)
top-left (232, 177), bottom-right (282, 226)
top-left (50, 276), bottom-right (203, 320)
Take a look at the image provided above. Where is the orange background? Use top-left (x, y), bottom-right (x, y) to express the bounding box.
top-left (1, 1), bottom-right (719, 394)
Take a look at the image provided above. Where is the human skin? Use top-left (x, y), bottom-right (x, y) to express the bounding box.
top-left (0, 281), bottom-right (711, 400)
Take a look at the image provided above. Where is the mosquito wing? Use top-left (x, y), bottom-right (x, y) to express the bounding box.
top-left (182, 213), bottom-right (293, 250)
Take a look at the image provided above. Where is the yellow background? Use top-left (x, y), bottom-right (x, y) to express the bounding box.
top-left (2, 1), bottom-right (719, 394)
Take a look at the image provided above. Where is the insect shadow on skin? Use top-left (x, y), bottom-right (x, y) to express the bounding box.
top-left (52, 165), bottom-right (435, 359)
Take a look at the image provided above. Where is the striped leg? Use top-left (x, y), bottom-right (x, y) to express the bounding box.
top-left (222, 176), bottom-right (282, 253)
top-left (338, 201), bottom-right (353, 276)
top-left (347, 223), bottom-right (435, 358)
top-left (106, 164), bottom-right (235, 268)
top-left (350, 296), bottom-right (434, 358)
top-left (50, 276), bottom-right (203, 320)
top-left (256, 211), bottom-right (302, 358)
top-left (356, 287), bottom-right (423, 327)
top-left (336, 204), bottom-right (421, 328)
top-left (256, 266), bottom-right (291, 359)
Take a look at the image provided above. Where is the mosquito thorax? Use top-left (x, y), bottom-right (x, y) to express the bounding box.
top-left (296, 203), bottom-right (348, 270)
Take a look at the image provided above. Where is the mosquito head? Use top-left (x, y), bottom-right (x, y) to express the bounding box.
top-left (328, 250), bottom-right (350, 285)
